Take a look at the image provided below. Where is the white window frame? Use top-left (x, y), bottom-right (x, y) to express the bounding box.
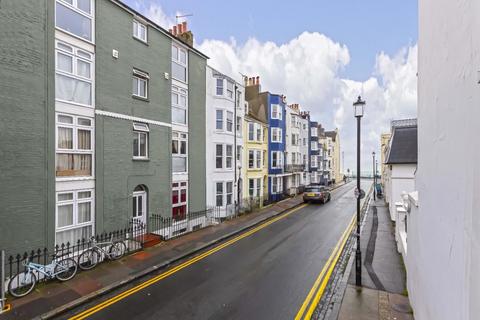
top-left (216, 109), bottom-right (224, 130)
top-left (133, 69), bottom-right (149, 99)
top-left (172, 131), bottom-right (188, 173)
top-left (311, 141), bottom-right (318, 151)
top-left (226, 111), bottom-right (233, 133)
top-left (271, 177), bottom-right (283, 194)
top-left (226, 145), bottom-right (233, 169)
top-left (248, 122), bottom-right (255, 141)
top-left (236, 116), bottom-right (242, 136)
top-left (133, 20), bottom-right (147, 43)
top-left (172, 43), bottom-right (188, 83)
top-left (55, 40), bottom-right (94, 107)
top-left (271, 151), bottom-right (284, 169)
top-left (55, 0), bottom-right (94, 43)
top-left (172, 181), bottom-right (188, 221)
top-left (215, 181), bottom-right (234, 207)
top-left (172, 85), bottom-right (188, 125)
top-left (226, 81), bottom-right (234, 99)
top-left (271, 127), bottom-right (283, 143)
top-left (133, 122), bottom-right (149, 159)
top-left (248, 149), bottom-right (262, 169)
top-left (56, 113), bottom-right (94, 178)
top-left (311, 127), bottom-right (318, 137)
top-left (55, 189), bottom-right (94, 245)
top-left (271, 104), bottom-right (282, 120)
top-left (216, 78), bottom-right (224, 96)
top-left (311, 155), bottom-right (318, 168)
top-left (216, 144), bottom-right (233, 170)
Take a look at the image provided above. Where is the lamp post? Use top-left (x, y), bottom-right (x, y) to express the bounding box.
top-left (372, 151), bottom-right (376, 201)
top-left (353, 95), bottom-right (365, 287)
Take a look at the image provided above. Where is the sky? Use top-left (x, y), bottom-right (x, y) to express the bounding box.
top-left (124, 0), bottom-right (418, 174)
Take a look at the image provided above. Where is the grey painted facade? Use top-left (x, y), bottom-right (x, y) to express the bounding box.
top-left (0, 0), bottom-right (56, 255)
top-left (0, 0), bottom-right (207, 256)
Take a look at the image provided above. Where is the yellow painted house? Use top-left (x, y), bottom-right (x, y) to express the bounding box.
top-left (241, 77), bottom-right (269, 207)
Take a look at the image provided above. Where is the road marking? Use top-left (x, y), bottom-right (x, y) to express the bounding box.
top-left (295, 214), bottom-right (355, 320)
top-left (69, 203), bottom-right (309, 320)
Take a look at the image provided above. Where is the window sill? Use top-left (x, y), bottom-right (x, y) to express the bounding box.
top-left (132, 95), bottom-right (150, 102)
top-left (173, 171), bottom-right (188, 175)
top-left (133, 157), bottom-right (150, 161)
top-left (133, 36), bottom-right (149, 46)
top-left (56, 176), bottom-right (95, 182)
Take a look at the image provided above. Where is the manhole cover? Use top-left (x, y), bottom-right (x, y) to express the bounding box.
top-left (391, 303), bottom-right (411, 313)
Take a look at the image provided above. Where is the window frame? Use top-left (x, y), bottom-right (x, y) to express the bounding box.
top-left (271, 104), bottom-right (283, 120)
top-left (133, 122), bottom-right (149, 159)
top-left (172, 85), bottom-right (188, 125)
top-left (55, 188), bottom-right (94, 245)
top-left (172, 131), bottom-right (188, 173)
top-left (172, 43), bottom-right (188, 83)
top-left (226, 111), bottom-right (233, 133)
top-left (55, 40), bottom-right (94, 107)
top-left (172, 181), bottom-right (188, 221)
top-left (132, 69), bottom-right (149, 99)
top-left (133, 20), bottom-right (148, 43)
top-left (55, 0), bottom-right (94, 43)
top-left (56, 113), bottom-right (94, 178)
top-left (271, 151), bottom-right (284, 169)
top-left (271, 127), bottom-right (283, 143)
top-left (216, 78), bottom-right (224, 96)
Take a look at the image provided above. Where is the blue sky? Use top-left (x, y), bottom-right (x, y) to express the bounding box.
top-left (124, 0), bottom-right (418, 173)
top-left (125, 0), bottom-right (417, 82)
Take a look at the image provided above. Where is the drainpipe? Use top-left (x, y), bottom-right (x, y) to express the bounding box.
top-left (234, 85), bottom-right (238, 209)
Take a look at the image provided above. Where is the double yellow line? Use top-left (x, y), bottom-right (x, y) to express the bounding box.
top-left (294, 214), bottom-right (356, 320)
top-left (69, 203), bottom-right (309, 320)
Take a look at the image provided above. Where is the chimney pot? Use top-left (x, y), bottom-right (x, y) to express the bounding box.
top-left (173, 25), bottom-right (177, 35)
top-left (169, 29), bottom-right (172, 34)
top-left (182, 21), bottom-right (187, 32)
top-left (256, 76), bottom-right (260, 85)
top-left (178, 23), bottom-right (183, 34)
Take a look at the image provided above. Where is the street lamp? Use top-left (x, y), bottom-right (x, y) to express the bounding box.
top-left (353, 95), bottom-right (365, 287)
top-left (372, 151), bottom-right (376, 201)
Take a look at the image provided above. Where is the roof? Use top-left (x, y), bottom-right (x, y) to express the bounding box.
top-left (325, 130), bottom-right (337, 142)
top-left (114, 0), bottom-right (209, 60)
top-left (385, 125), bottom-right (418, 164)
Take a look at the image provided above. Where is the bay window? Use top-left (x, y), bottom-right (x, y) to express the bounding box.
top-left (226, 112), bottom-right (233, 132)
top-left (172, 85), bottom-right (188, 124)
top-left (215, 181), bottom-right (233, 207)
top-left (172, 44), bottom-right (187, 83)
top-left (236, 116), bottom-right (242, 135)
top-left (226, 145), bottom-right (233, 168)
top-left (55, 41), bottom-right (93, 106)
top-left (172, 182), bottom-right (187, 221)
top-left (215, 144), bottom-right (233, 170)
top-left (55, 0), bottom-right (93, 42)
top-left (216, 144), bottom-right (223, 169)
top-left (56, 189), bottom-right (94, 245)
top-left (172, 132), bottom-right (187, 172)
top-left (216, 78), bottom-right (224, 96)
top-left (133, 122), bottom-right (149, 159)
top-left (249, 150), bottom-right (254, 169)
top-left (256, 150), bottom-right (261, 168)
top-left (216, 110), bottom-right (223, 130)
top-left (216, 182), bottom-right (224, 206)
top-left (56, 113), bottom-right (93, 177)
top-left (226, 81), bottom-right (234, 98)
top-left (248, 149), bottom-right (262, 169)
top-left (248, 123), bottom-right (254, 140)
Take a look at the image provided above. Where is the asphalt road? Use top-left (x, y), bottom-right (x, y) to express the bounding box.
top-left (62, 180), bottom-right (371, 320)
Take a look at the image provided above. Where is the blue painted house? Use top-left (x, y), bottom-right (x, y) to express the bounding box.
top-left (267, 94), bottom-right (288, 202)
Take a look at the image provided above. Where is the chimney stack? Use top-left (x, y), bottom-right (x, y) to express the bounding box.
top-left (182, 21), bottom-right (188, 32)
top-left (178, 23), bottom-right (183, 34)
top-left (173, 25), bottom-right (177, 36)
top-left (256, 76), bottom-right (260, 85)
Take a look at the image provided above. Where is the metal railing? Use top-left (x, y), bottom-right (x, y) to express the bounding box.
top-left (3, 221), bottom-right (145, 293)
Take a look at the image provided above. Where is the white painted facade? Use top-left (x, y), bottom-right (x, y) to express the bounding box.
top-left (384, 164), bottom-right (416, 221)
top-left (408, 1), bottom-right (480, 319)
top-left (299, 115), bottom-right (310, 187)
top-left (205, 66), bottom-right (244, 217)
top-left (285, 104), bottom-right (308, 194)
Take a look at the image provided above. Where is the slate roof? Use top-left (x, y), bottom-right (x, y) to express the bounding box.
top-left (325, 131), bottom-right (337, 142)
top-left (385, 125), bottom-right (418, 164)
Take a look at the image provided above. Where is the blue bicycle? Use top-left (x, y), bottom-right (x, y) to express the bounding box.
top-left (8, 253), bottom-right (78, 298)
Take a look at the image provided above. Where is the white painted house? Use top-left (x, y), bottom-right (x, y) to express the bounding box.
top-left (406, 1), bottom-right (480, 319)
top-left (285, 104), bottom-right (308, 194)
top-left (383, 119), bottom-right (417, 221)
top-left (205, 66), bottom-right (244, 217)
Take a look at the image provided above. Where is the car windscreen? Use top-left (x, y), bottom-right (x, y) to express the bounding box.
top-left (305, 187), bottom-right (322, 193)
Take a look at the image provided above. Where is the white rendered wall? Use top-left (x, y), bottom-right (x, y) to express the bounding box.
top-left (410, 1), bottom-right (480, 319)
top-left (205, 66), bottom-right (244, 211)
top-left (388, 164), bottom-right (416, 221)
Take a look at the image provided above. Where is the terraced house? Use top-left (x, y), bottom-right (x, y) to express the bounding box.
top-left (0, 0), bottom-right (207, 255)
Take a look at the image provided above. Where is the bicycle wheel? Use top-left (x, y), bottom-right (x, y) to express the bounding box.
top-left (78, 249), bottom-right (100, 271)
top-left (109, 241), bottom-right (126, 260)
top-left (55, 257), bottom-right (78, 281)
top-left (8, 271), bottom-right (36, 298)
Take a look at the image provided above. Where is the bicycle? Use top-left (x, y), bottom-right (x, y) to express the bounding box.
top-left (77, 235), bottom-right (126, 271)
top-left (8, 253), bottom-right (78, 298)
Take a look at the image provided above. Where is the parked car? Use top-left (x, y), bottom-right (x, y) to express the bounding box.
top-left (303, 185), bottom-right (331, 204)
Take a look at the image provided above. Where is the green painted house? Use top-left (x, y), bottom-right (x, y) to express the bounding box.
top-left (0, 0), bottom-right (207, 256)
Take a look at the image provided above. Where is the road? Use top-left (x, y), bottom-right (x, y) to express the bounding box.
top-left (62, 180), bottom-right (371, 320)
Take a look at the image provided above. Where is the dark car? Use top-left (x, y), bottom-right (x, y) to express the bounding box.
top-left (303, 185), bottom-right (331, 204)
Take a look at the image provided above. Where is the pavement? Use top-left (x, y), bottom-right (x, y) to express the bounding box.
top-left (335, 197), bottom-right (413, 320)
top-left (1, 181), bottom-right (361, 320)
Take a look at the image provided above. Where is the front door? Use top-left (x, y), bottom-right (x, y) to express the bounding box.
top-left (132, 191), bottom-right (147, 229)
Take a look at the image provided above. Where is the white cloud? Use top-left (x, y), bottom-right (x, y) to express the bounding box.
top-left (132, 2), bottom-right (417, 173)
top-left (130, 0), bottom-right (182, 29)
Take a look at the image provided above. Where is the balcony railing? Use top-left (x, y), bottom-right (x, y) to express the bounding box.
top-left (284, 164), bottom-right (306, 172)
